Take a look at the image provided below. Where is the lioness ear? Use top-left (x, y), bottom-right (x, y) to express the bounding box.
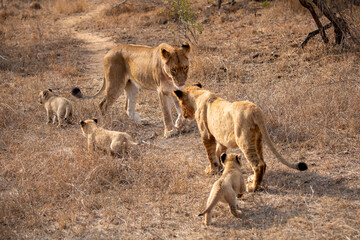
top-left (93, 118), bottom-right (98, 124)
top-left (161, 48), bottom-right (171, 60)
top-left (181, 42), bottom-right (190, 54)
top-left (80, 120), bottom-right (86, 127)
top-left (220, 153), bottom-right (227, 163)
top-left (173, 90), bottom-right (183, 99)
top-left (192, 82), bottom-right (202, 88)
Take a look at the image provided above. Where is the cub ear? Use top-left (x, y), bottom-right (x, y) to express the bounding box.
top-left (220, 153), bottom-right (227, 163)
top-left (192, 82), bottom-right (202, 88)
top-left (236, 155), bottom-right (241, 165)
top-left (181, 42), bottom-right (190, 54)
top-left (161, 48), bottom-right (171, 60)
top-left (80, 120), bottom-right (86, 127)
top-left (92, 118), bottom-right (98, 124)
top-left (48, 88), bottom-right (53, 92)
top-left (173, 90), bottom-right (183, 99)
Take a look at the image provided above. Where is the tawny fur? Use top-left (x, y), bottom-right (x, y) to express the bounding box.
top-left (173, 83), bottom-right (307, 192)
top-left (38, 89), bottom-right (73, 128)
top-left (80, 119), bottom-right (138, 156)
top-left (72, 43), bottom-right (191, 138)
top-left (199, 153), bottom-right (246, 225)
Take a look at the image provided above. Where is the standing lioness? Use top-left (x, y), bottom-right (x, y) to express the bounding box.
top-left (173, 83), bottom-right (307, 192)
top-left (72, 43), bottom-right (191, 138)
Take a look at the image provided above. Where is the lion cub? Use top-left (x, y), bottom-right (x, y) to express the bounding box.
top-left (80, 119), bottom-right (138, 156)
top-left (39, 89), bottom-right (73, 128)
top-left (199, 153), bottom-right (246, 225)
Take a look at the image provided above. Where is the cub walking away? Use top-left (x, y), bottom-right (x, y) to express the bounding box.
top-left (199, 153), bottom-right (246, 225)
top-left (38, 89), bottom-right (73, 128)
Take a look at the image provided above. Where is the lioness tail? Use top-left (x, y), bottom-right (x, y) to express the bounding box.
top-left (71, 77), bottom-right (106, 99)
top-left (253, 109), bottom-right (308, 171)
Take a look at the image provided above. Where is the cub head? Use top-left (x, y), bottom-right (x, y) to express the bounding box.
top-left (220, 153), bottom-right (242, 169)
top-left (160, 42), bottom-right (191, 90)
top-left (173, 82), bottom-right (202, 120)
top-left (39, 89), bottom-right (53, 104)
top-left (79, 119), bottom-right (98, 137)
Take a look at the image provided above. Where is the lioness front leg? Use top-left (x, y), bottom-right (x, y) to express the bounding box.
top-left (46, 109), bottom-right (52, 125)
top-left (173, 95), bottom-right (185, 129)
top-left (158, 91), bottom-right (178, 138)
top-left (201, 133), bottom-right (221, 174)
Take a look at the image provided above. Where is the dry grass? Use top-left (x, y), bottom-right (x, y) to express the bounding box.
top-left (53, 0), bottom-right (87, 14)
top-left (1, 0), bottom-right (360, 239)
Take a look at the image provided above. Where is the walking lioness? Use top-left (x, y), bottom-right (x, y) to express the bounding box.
top-left (72, 43), bottom-right (191, 138)
top-left (173, 83), bottom-right (307, 192)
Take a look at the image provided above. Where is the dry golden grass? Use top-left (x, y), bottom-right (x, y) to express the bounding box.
top-left (1, 0), bottom-right (359, 239)
top-left (53, 0), bottom-right (87, 14)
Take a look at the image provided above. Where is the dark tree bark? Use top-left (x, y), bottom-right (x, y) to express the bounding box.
top-left (299, 0), bottom-right (356, 46)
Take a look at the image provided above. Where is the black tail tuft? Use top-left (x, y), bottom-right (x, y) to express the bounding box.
top-left (298, 162), bottom-right (308, 171)
top-left (71, 87), bottom-right (82, 98)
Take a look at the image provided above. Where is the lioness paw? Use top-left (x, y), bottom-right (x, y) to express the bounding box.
top-left (164, 129), bottom-right (179, 138)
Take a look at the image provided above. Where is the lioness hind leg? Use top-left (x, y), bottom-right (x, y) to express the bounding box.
top-left (124, 80), bottom-right (141, 123)
top-left (255, 127), bottom-right (266, 186)
top-left (237, 132), bottom-right (265, 192)
top-left (100, 64), bottom-right (127, 115)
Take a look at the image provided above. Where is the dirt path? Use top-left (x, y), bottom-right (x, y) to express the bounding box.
top-left (58, 5), bottom-right (116, 80)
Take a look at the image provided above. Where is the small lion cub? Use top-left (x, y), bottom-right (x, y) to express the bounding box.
top-left (199, 153), bottom-right (246, 225)
top-left (39, 89), bottom-right (73, 128)
top-left (80, 119), bottom-right (138, 156)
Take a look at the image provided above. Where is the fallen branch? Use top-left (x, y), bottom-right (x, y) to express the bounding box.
top-left (301, 22), bottom-right (333, 48)
top-left (113, 0), bottom-right (128, 8)
top-left (0, 55), bottom-right (9, 61)
top-left (299, 0), bottom-right (329, 44)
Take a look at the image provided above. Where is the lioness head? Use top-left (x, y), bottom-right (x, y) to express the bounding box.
top-left (39, 89), bottom-right (53, 104)
top-left (80, 119), bottom-right (98, 137)
top-left (173, 82), bottom-right (202, 120)
top-left (160, 43), bottom-right (191, 89)
top-left (220, 153), bottom-right (242, 169)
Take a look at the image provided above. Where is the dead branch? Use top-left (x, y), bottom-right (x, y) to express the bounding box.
top-left (217, 0), bottom-right (235, 9)
top-left (299, 0), bottom-right (329, 44)
top-left (301, 22), bottom-right (333, 48)
top-left (299, 0), bottom-right (358, 46)
top-left (113, 0), bottom-right (128, 8)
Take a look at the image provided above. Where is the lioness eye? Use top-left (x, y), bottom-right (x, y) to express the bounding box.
top-left (171, 69), bottom-right (177, 74)
top-left (184, 66), bottom-right (188, 71)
